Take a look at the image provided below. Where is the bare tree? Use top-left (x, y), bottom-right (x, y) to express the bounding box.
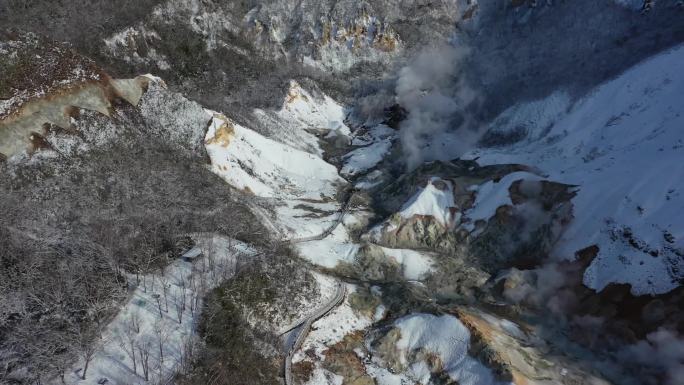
top-left (198, 268), bottom-right (208, 299)
top-left (178, 335), bottom-right (199, 376)
top-left (138, 337), bottom-right (153, 381)
top-left (175, 275), bottom-right (188, 322)
top-left (75, 325), bottom-right (101, 380)
top-left (84, 287), bottom-right (112, 334)
top-left (153, 318), bottom-right (170, 365)
top-left (158, 269), bottom-right (170, 313)
top-left (52, 356), bottom-right (71, 385)
top-left (152, 293), bottom-right (164, 318)
top-left (0, 102), bottom-right (272, 383)
top-left (176, 275), bottom-right (187, 301)
top-left (21, 327), bottom-right (74, 385)
top-left (140, 233), bottom-right (160, 293)
top-left (174, 289), bottom-right (185, 324)
top-left (119, 324), bottom-right (138, 375)
top-left (128, 311), bottom-right (141, 334)
top-left (188, 290), bottom-right (198, 318)
top-left (188, 271), bottom-right (198, 317)
top-left (203, 237), bottom-right (218, 285)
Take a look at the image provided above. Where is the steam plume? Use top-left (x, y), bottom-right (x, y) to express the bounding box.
top-left (396, 44), bottom-right (482, 170)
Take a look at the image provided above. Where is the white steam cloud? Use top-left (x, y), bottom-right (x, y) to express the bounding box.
top-left (619, 328), bottom-right (684, 385)
top-left (396, 44), bottom-right (483, 170)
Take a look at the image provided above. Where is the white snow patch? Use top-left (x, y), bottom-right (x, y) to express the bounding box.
top-left (351, 124), bottom-right (396, 146)
top-left (140, 73), bottom-right (165, 85)
top-left (278, 272), bottom-right (339, 335)
top-left (390, 314), bottom-right (508, 385)
top-left (246, 80), bottom-right (352, 156)
top-left (355, 170), bottom-right (385, 190)
top-left (379, 247), bottom-right (434, 280)
top-left (279, 81), bottom-right (351, 137)
top-left (205, 112), bottom-right (343, 200)
top-left (274, 200), bottom-right (341, 239)
top-left (463, 171), bottom-right (543, 231)
top-left (296, 225), bottom-right (360, 269)
top-left (365, 364), bottom-right (409, 385)
top-left (342, 212), bottom-right (361, 228)
top-left (399, 178), bottom-right (458, 226)
top-left (341, 139), bottom-right (393, 177)
top-left (198, 79), bottom-right (352, 157)
top-left (374, 304), bottom-right (387, 322)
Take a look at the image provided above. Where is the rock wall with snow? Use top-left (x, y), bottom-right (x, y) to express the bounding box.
top-left (465, 44), bottom-right (684, 295)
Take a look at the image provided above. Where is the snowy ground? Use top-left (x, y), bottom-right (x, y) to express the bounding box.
top-left (367, 314), bottom-right (511, 385)
top-left (253, 80), bottom-right (352, 156)
top-left (462, 171), bottom-right (543, 231)
top-left (341, 124), bottom-right (396, 177)
top-left (203, 84), bottom-right (353, 244)
top-left (275, 200), bottom-right (341, 240)
top-left (295, 283), bottom-right (373, 362)
top-left (279, 272), bottom-right (340, 336)
top-left (296, 224), bottom-right (360, 268)
top-left (399, 177), bottom-right (459, 227)
top-left (59, 76), bottom-right (553, 385)
top-left (286, 45), bottom-right (684, 383)
top-left (296, 310), bottom-right (510, 385)
top-left (205, 111), bottom-right (343, 200)
top-left (58, 81), bottom-right (358, 385)
top-left (296, 284), bottom-right (375, 385)
top-left (463, 44), bottom-right (684, 295)
top-left (377, 246), bottom-right (434, 281)
top-left (62, 235), bottom-right (256, 385)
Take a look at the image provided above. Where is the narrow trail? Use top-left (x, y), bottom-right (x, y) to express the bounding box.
top-left (281, 199), bottom-right (350, 384)
top-left (289, 189), bottom-right (355, 244)
top-left (280, 161), bottom-right (357, 384)
top-left (283, 283), bottom-right (346, 385)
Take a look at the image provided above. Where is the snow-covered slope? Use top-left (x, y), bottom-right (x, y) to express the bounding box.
top-left (341, 124), bottom-right (396, 177)
top-left (296, 225), bottom-right (360, 268)
top-left (341, 139), bottom-right (393, 177)
top-left (278, 81), bottom-right (351, 137)
top-left (370, 313), bottom-right (509, 385)
top-left (65, 235), bottom-right (256, 385)
top-left (203, 81), bottom-right (353, 201)
top-left (465, 44), bottom-right (684, 295)
top-left (463, 171), bottom-right (544, 231)
top-left (205, 111), bottom-right (343, 200)
top-left (399, 178), bottom-right (458, 227)
top-left (253, 81), bottom-right (352, 155)
top-left (202, 81), bottom-right (359, 245)
top-left (378, 246), bottom-right (434, 280)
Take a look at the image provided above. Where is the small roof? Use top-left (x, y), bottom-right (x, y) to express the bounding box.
top-left (181, 246), bottom-right (202, 260)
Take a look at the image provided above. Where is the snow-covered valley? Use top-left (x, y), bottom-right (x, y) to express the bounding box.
top-left (1, 2), bottom-right (683, 385)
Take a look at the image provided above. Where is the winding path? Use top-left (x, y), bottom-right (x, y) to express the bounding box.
top-left (280, 186), bottom-right (355, 383)
top-left (289, 191), bottom-right (354, 244)
top-left (283, 282), bottom-right (346, 385)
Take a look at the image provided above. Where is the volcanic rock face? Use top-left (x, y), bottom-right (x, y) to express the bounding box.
top-left (366, 161), bottom-right (575, 274)
top-left (456, 307), bottom-right (612, 385)
top-left (0, 33), bottom-right (164, 158)
top-left (99, 0), bottom-right (468, 73)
